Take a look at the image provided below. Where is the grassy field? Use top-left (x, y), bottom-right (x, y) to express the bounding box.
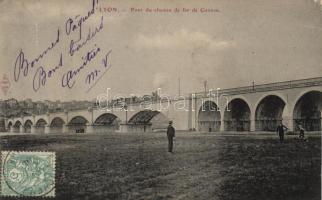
top-left (0, 132), bottom-right (320, 200)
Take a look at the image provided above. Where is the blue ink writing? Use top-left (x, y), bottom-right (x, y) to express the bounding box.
top-left (62, 45), bottom-right (101, 89)
top-left (65, 0), bottom-right (99, 40)
top-left (13, 29), bottom-right (60, 82)
top-left (85, 50), bottom-right (112, 93)
top-left (102, 50), bottom-right (112, 69)
top-left (69, 16), bottom-right (104, 56)
top-left (33, 53), bottom-right (63, 92)
top-left (85, 69), bottom-right (100, 84)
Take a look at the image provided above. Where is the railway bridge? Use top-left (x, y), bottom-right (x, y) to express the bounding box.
top-left (5, 77), bottom-right (322, 134)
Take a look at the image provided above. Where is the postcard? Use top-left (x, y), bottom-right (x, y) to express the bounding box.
top-left (0, 0), bottom-right (321, 199)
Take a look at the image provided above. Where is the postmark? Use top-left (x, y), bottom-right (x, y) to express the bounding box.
top-left (1, 151), bottom-right (55, 197)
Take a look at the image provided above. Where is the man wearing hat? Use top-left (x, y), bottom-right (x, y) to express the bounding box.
top-left (167, 121), bottom-right (176, 153)
top-left (276, 122), bottom-right (288, 143)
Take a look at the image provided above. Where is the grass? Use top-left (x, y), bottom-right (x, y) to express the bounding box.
top-left (0, 132), bottom-right (320, 200)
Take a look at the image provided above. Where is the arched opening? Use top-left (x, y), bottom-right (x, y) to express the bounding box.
top-left (68, 116), bottom-right (88, 133)
top-left (150, 112), bottom-right (169, 131)
top-left (13, 121), bottom-right (22, 133)
top-left (24, 120), bottom-right (33, 133)
top-left (35, 119), bottom-right (47, 134)
top-left (7, 122), bottom-right (12, 132)
top-left (94, 113), bottom-right (120, 133)
top-left (255, 95), bottom-right (285, 131)
top-left (224, 99), bottom-right (251, 131)
top-left (128, 110), bottom-right (168, 132)
top-left (198, 101), bottom-right (221, 132)
top-left (0, 117), bottom-right (4, 132)
top-left (50, 117), bottom-right (65, 134)
top-left (293, 91), bottom-right (322, 131)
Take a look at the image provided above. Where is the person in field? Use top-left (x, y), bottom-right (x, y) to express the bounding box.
top-left (298, 124), bottom-right (305, 140)
top-left (276, 122), bottom-right (288, 143)
top-left (167, 121), bottom-right (175, 153)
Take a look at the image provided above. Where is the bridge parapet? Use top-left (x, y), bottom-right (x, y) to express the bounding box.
top-left (194, 77), bottom-right (322, 97)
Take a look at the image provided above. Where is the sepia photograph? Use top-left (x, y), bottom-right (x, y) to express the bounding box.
top-left (0, 0), bottom-right (321, 199)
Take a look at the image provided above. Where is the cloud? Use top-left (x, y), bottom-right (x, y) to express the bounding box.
top-left (134, 29), bottom-right (233, 50)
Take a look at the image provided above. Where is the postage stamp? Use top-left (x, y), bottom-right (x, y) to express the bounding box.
top-left (1, 151), bottom-right (55, 197)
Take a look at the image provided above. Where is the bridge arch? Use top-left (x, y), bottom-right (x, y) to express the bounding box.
top-left (35, 119), bottom-right (48, 133)
top-left (255, 95), bottom-right (286, 131)
top-left (198, 100), bottom-right (221, 132)
top-left (68, 116), bottom-right (88, 133)
top-left (292, 90), bottom-right (322, 131)
top-left (13, 119), bottom-right (21, 126)
top-left (254, 92), bottom-right (287, 111)
top-left (14, 121), bottom-right (22, 126)
top-left (128, 110), bottom-right (169, 132)
top-left (50, 117), bottom-right (66, 134)
top-left (7, 121), bottom-right (12, 132)
top-left (224, 98), bottom-right (251, 131)
top-left (94, 113), bottom-right (120, 132)
top-left (36, 118), bottom-right (47, 126)
top-left (94, 113), bottom-right (119, 125)
top-left (13, 120), bottom-right (22, 133)
top-left (24, 119), bottom-right (33, 133)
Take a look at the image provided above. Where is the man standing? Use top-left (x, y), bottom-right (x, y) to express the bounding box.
top-left (276, 122), bottom-right (288, 143)
top-left (167, 121), bottom-right (175, 153)
top-left (298, 124), bottom-right (305, 140)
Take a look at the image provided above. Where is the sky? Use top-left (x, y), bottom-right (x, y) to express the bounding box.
top-left (0, 0), bottom-right (322, 101)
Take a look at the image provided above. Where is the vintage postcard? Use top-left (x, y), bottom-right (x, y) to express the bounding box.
top-left (0, 0), bottom-right (321, 199)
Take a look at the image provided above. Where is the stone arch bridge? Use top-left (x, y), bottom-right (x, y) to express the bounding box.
top-left (5, 77), bottom-right (322, 134)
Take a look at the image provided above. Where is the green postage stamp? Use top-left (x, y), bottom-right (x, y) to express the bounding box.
top-left (1, 151), bottom-right (55, 197)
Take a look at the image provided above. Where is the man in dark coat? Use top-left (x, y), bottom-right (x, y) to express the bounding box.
top-left (167, 121), bottom-right (175, 153)
top-left (276, 122), bottom-right (288, 143)
top-left (298, 124), bottom-right (305, 139)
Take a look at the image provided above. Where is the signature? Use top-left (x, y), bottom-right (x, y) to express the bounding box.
top-left (61, 45), bottom-right (101, 89)
top-left (85, 49), bottom-right (112, 93)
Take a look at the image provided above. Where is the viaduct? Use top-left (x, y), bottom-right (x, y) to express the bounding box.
top-left (5, 77), bottom-right (322, 134)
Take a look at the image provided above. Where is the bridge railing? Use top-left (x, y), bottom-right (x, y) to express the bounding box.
top-left (194, 77), bottom-right (322, 97)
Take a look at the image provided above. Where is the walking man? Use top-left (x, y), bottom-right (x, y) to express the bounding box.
top-left (167, 121), bottom-right (175, 153)
top-left (276, 122), bottom-right (288, 143)
top-left (298, 124), bottom-right (305, 140)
